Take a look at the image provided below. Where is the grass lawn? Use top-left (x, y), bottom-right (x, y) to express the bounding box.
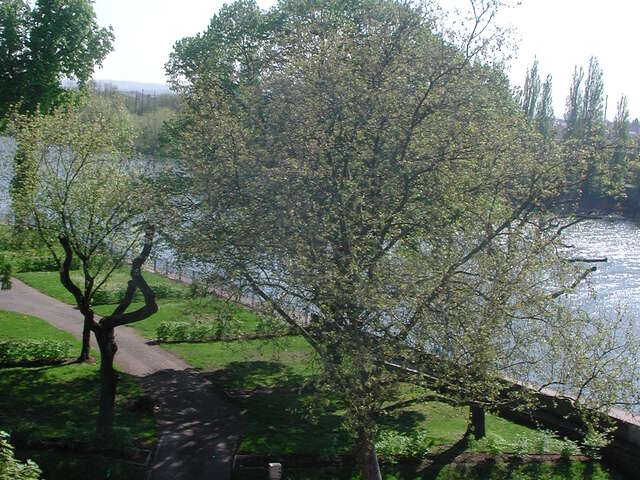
top-left (0, 310), bottom-right (156, 450)
top-left (93, 297), bottom-right (269, 340)
top-left (16, 268), bottom-right (190, 306)
top-left (12, 266), bottom-right (626, 479)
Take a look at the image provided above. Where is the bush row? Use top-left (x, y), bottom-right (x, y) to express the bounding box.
top-left (0, 339), bottom-right (73, 367)
top-left (156, 320), bottom-right (225, 342)
top-left (155, 317), bottom-right (297, 343)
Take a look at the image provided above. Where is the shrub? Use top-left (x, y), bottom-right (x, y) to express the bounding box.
top-left (0, 431), bottom-right (42, 480)
top-left (486, 434), bottom-right (507, 455)
top-left (1, 249), bottom-right (78, 273)
top-left (375, 431), bottom-right (431, 463)
top-left (0, 339), bottom-right (72, 366)
top-left (582, 428), bottom-right (610, 460)
top-left (559, 438), bottom-right (581, 459)
top-left (155, 320), bottom-right (221, 342)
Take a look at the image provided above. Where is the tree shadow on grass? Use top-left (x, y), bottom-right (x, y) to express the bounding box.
top-left (379, 409), bottom-right (428, 437)
top-left (0, 364), bottom-right (150, 448)
top-left (204, 360), bottom-right (309, 391)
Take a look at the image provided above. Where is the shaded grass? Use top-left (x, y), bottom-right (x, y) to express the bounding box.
top-left (235, 387), bottom-right (567, 458)
top-left (168, 335), bottom-right (317, 389)
top-left (235, 461), bottom-right (623, 479)
top-left (15, 449), bottom-right (148, 480)
top-left (0, 310), bottom-right (155, 450)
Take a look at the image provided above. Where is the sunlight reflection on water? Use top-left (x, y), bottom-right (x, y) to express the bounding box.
top-left (564, 218), bottom-right (640, 322)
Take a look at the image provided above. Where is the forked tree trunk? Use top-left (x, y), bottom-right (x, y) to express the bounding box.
top-left (95, 327), bottom-right (118, 441)
top-left (469, 404), bottom-right (486, 439)
top-left (356, 429), bottom-right (382, 480)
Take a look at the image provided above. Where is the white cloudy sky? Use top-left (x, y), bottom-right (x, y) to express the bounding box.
top-left (92, 0), bottom-right (640, 119)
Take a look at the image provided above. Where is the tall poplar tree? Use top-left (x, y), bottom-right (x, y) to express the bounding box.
top-left (565, 66), bottom-right (584, 140)
top-left (520, 58), bottom-right (541, 120)
top-left (608, 94), bottom-right (632, 200)
top-left (535, 74), bottom-right (554, 139)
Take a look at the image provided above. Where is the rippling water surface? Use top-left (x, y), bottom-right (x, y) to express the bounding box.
top-left (564, 218), bottom-right (640, 321)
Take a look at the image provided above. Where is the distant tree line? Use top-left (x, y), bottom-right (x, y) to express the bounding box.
top-left (93, 84), bottom-right (180, 156)
top-left (518, 57), bottom-right (640, 215)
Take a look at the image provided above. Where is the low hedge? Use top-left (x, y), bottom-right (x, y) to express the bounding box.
top-left (0, 339), bottom-right (73, 367)
top-left (156, 320), bottom-right (225, 342)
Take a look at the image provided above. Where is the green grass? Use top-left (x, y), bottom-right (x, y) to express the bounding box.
top-left (14, 270), bottom-right (78, 304)
top-left (0, 310), bottom-right (155, 450)
top-left (0, 310), bottom-right (79, 343)
top-left (167, 335), bottom-right (317, 389)
top-left (15, 449), bottom-right (147, 480)
top-left (16, 268), bottom-right (190, 305)
top-left (234, 386), bottom-right (574, 458)
top-left (93, 297), bottom-right (268, 340)
top-left (11, 264), bottom-right (623, 479)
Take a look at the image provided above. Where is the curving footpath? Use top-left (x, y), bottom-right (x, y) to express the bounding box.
top-left (0, 278), bottom-right (239, 480)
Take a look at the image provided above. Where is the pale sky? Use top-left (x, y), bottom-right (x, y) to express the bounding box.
top-left (92, 0), bottom-right (640, 120)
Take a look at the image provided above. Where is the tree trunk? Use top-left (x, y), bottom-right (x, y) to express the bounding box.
top-left (356, 429), bottom-right (382, 480)
top-left (95, 326), bottom-right (118, 441)
top-left (469, 404), bottom-right (486, 439)
top-left (78, 313), bottom-right (92, 362)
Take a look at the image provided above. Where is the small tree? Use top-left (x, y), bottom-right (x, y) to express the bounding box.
top-left (14, 94), bottom-right (157, 438)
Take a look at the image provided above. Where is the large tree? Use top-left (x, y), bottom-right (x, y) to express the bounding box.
top-left (165, 0), bottom-right (639, 477)
top-left (0, 0), bottom-right (113, 120)
top-left (13, 94), bottom-right (157, 438)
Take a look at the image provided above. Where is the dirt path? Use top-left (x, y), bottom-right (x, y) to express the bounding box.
top-left (0, 278), bottom-right (239, 480)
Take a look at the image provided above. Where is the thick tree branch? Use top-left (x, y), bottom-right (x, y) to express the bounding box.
top-left (101, 224), bottom-right (158, 329)
top-left (58, 234), bottom-right (92, 319)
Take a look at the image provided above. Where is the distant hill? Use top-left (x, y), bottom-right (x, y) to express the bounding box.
top-left (62, 79), bottom-right (173, 95)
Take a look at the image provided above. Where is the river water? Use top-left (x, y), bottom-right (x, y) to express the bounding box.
top-left (0, 137), bottom-right (637, 323)
top-left (0, 137), bottom-right (15, 220)
top-left (563, 218), bottom-right (640, 322)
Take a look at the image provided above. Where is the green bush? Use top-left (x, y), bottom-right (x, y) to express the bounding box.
top-left (582, 428), bottom-right (610, 460)
top-left (484, 430), bottom-right (580, 457)
top-left (15, 255), bottom-right (58, 273)
top-left (375, 431), bottom-right (432, 463)
top-left (0, 339), bottom-right (72, 366)
top-left (560, 438), bottom-right (582, 459)
top-left (0, 431), bottom-right (42, 480)
top-left (156, 320), bottom-right (223, 342)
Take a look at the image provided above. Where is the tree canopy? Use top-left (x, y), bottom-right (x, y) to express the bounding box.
top-left (162, 1), bottom-right (640, 478)
top-left (0, 0), bottom-right (113, 120)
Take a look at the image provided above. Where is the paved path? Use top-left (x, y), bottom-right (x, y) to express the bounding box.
top-left (0, 278), bottom-right (239, 480)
